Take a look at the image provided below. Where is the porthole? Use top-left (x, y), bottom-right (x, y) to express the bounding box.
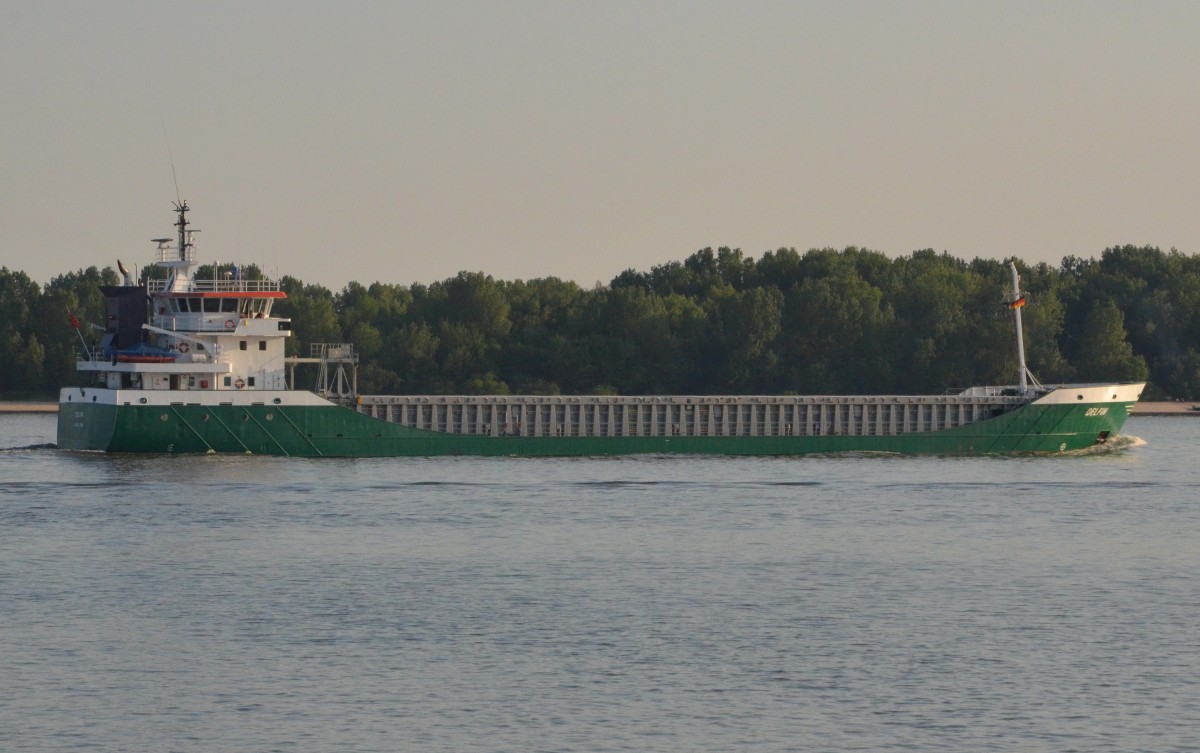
top-left (1077, 395), bottom-right (1084, 400)
top-left (242, 414), bottom-right (250, 423)
top-left (160, 413), bottom-right (169, 421)
top-left (273, 397), bottom-right (282, 405)
top-left (265, 413), bottom-right (274, 421)
top-left (201, 413), bottom-right (210, 423)
top-left (139, 397), bottom-right (147, 404)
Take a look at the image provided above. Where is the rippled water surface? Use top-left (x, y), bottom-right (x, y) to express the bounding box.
top-left (2, 414), bottom-right (1198, 752)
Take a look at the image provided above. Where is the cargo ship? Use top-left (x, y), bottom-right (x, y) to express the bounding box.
top-left (57, 203), bottom-right (1144, 456)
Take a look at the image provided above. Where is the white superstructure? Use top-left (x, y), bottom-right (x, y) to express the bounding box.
top-left (77, 201), bottom-right (292, 394)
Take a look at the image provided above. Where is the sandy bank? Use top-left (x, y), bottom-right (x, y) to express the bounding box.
top-left (0, 402), bottom-right (58, 413)
top-left (1131, 401), bottom-right (1200, 415)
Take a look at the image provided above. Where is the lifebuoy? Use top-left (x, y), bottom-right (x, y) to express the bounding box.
top-left (234, 377), bottom-right (246, 389)
top-left (177, 342), bottom-right (190, 353)
top-left (224, 319), bottom-right (236, 331)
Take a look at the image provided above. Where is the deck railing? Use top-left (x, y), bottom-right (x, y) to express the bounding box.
top-left (147, 277), bottom-right (281, 293)
top-left (155, 245), bottom-right (195, 264)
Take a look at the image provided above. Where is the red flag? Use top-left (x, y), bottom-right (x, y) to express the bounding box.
top-left (1006, 296), bottom-right (1026, 309)
top-left (68, 311), bottom-right (81, 329)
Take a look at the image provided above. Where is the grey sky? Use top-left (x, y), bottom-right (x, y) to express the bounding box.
top-left (3, 1), bottom-right (1198, 290)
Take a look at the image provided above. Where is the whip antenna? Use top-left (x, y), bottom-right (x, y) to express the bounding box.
top-left (158, 108), bottom-right (182, 204)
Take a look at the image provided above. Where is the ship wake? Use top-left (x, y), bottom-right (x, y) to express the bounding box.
top-left (0, 443), bottom-right (58, 453)
top-left (1062, 434), bottom-right (1146, 456)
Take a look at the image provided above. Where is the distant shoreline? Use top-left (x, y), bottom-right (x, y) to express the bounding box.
top-left (1132, 401), bottom-right (1200, 415)
top-left (3, 400), bottom-right (1198, 415)
top-left (0, 402), bottom-right (57, 413)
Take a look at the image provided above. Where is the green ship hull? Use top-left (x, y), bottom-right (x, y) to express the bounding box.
top-left (57, 387), bottom-right (1139, 457)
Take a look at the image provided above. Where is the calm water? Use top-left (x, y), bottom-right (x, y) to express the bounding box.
top-left (2, 414), bottom-right (1197, 752)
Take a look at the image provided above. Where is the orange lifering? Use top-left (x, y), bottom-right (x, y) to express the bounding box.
top-left (224, 319), bottom-right (236, 331)
top-left (178, 342), bottom-right (190, 353)
top-left (234, 378), bottom-right (245, 389)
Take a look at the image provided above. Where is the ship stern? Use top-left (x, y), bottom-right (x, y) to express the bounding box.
top-left (56, 388), bottom-right (118, 451)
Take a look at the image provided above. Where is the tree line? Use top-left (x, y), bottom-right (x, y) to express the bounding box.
top-left (3, 244), bottom-right (1197, 400)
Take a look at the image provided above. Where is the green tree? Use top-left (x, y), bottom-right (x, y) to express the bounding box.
top-left (781, 268), bottom-right (894, 394)
top-left (705, 285), bottom-right (784, 392)
top-left (9, 239), bottom-right (1200, 399)
top-left (1071, 301), bottom-right (1150, 383)
top-left (0, 268), bottom-right (40, 394)
top-left (35, 266), bottom-right (117, 390)
top-left (387, 321), bottom-right (440, 393)
top-left (275, 278), bottom-right (343, 357)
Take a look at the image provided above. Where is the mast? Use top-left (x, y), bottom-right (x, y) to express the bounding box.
top-left (174, 200), bottom-right (190, 261)
top-left (1009, 260), bottom-right (1028, 393)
